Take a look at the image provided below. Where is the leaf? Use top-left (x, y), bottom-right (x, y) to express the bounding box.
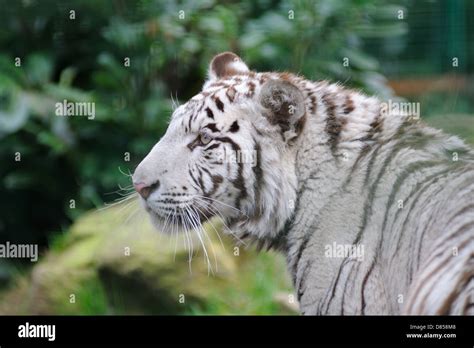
top-left (354, 23), bottom-right (408, 38)
top-left (25, 54), bottom-right (53, 85)
top-left (59, 68), bottom-right (77, 87)
top-left (0, 90), bottom-right (29, 137)
top-left (341, 48), bottom-right (379, 70)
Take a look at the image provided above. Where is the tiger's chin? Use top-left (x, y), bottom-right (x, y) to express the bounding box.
top-left (146, 206), bottom-right (214, 235)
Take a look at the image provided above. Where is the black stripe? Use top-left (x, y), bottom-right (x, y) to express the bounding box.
top-left (229, 121), bottom-right (239, 133)
top-left (250, 141), bottom-right (262, 222)
top-left (412, 236), bottom-right (472, 313)
top-left (322, 257), bottom-right (352, 314)
top-left (447, 203), bottom-right (474, 227)
top-left (309, 95), bottom-right (317, 114)
top-left (205, 143), bottom-right (220, 151)
top-left (205, 107), bottom-right (214, 119)
top-left (417, 217), bottom-right (474, 270)
top-left (296, 259), bottom-right (314, 302)
top-left (215, 136), bottom-right (247, 208)
top-left (322, 93), bottom-right (343, 153)
top-left (342, 144), bottom-right (373, 190)
top-left (340, 261), bottom-right (359, 314)
top-left (188, 167), bottom-right (201, 188)
top-left (380, 160), bottom-right (441, 236)
top-left (360, 260), bottom-right (376, 314)
top-left (354, 123), bottom-right (430, 245)
top-left (204, 123), bottom-right (219, 132)
top-left (343, 95), bottom-right (355, 114)
top-left (196, 167), bottom-right (205, 191)
top-left (390, 167), bottom-right (454, 259)
top-left (214, 96), bottom-right (224, 112)
top-left (201, 167), bottom-right (223, 196)
top-left (187, 137), bottom-right (201, 151)
top-left (291, 233), bottom-right (312, 284)
top-left (414, 169), bottom-right (473, 267)
top-left (362, 121), bottom-right (413, 187)
top-left (437, 256), bottom-right (474, 314)
top-left (191, 101), bottom-right (204, 125)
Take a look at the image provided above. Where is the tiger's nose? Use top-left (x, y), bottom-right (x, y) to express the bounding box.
top-left (133, 181), bottom-right (159, 199)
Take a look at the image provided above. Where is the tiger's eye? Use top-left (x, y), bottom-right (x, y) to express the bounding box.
top-left (199, 131), bottom-right (212, 145)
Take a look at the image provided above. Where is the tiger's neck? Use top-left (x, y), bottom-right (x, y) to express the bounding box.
top-left (284, 79), bottom-right (408, 273)
top-left (290, 79), bottom-right (402, 224)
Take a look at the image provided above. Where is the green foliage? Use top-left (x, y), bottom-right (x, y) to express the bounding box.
top-left (0, 0), bottom-right (405, 245)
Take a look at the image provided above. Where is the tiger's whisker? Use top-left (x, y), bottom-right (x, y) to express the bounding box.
top-left (172, 207), bottom-right (178, 262)
top-left (118, 166), bottom-right (133, 178)
top-left (122, 206), bottom-right (140, 226)
top-left (186, 207), bottom-right (213, 275)
top-left (100, 193), bottom-right (138, 211)
top-left (193, 201), bottom-right (226, 251)
top-left (194, 195), bottom-right (247, 216)
top-left (181, 210), bottom-right (194, 269)
top-left (189, 206), bottom-right (218, 274)
top-left (193, 197), bottom-right (248, 246)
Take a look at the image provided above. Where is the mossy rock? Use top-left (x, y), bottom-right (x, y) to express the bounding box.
top-left (0, 200), bottom-right (296, 315)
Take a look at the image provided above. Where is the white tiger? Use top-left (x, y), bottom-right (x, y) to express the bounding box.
top-left (132, 52), bottom-right (474, 315)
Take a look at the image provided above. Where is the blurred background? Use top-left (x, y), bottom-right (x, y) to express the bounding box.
top-left (0, 0), bottom-right (473, 314)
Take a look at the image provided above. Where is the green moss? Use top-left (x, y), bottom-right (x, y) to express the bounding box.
top-left (0, 201), bottom-right (295, 315)
top-left (185, 251), bottom-right (295, 315)
top-left (52, 275), bottom-right (110, 315)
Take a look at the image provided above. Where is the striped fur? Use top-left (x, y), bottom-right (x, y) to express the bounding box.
top-left (133, 52), bottom-right (474, 315)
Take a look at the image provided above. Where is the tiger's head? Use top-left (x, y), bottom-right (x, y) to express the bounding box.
top-left (132, 52), bottom-right (307, 247)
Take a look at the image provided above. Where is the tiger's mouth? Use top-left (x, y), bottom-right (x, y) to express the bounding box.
top-left (144, 197), bottom-right (216, 234)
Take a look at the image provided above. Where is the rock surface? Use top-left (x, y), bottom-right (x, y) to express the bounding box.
top-left (0, 200), bottom-right (295, 315)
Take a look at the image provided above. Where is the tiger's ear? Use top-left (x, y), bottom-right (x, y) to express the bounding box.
top-left (208, 52), bottom-right (249, 81)
top-left (259, 79), bottom-right (306, 142)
